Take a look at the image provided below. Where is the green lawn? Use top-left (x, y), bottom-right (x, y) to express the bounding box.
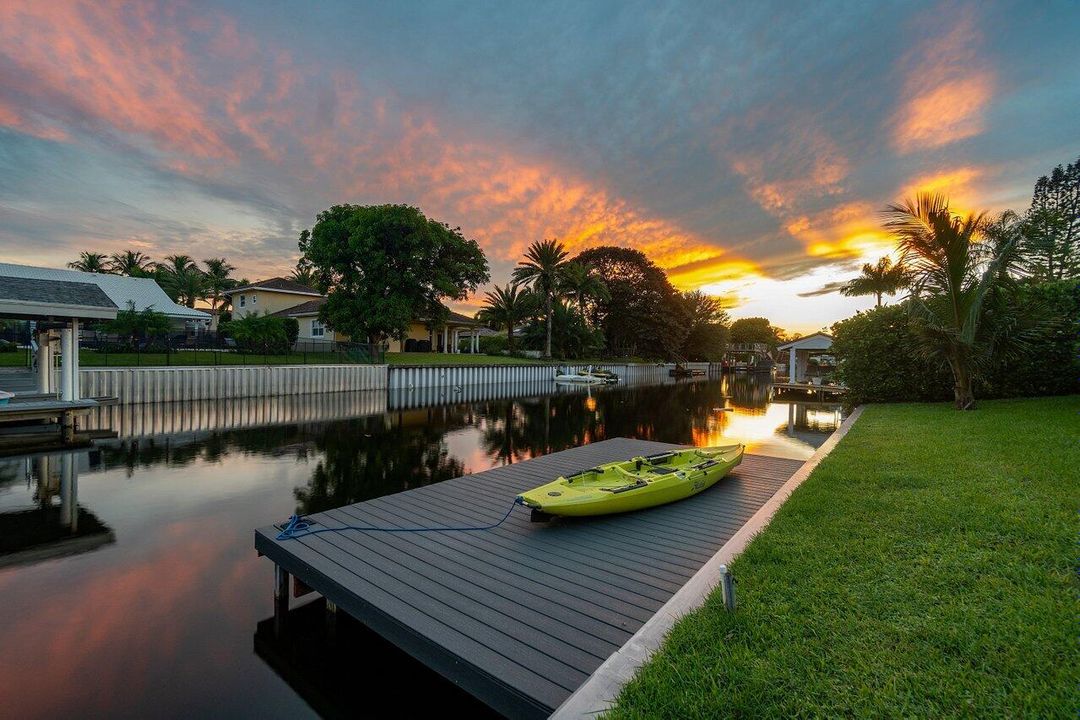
top-left (609, 396), bottom-right (1080, 719)
top-left (0, 349), bottom-right (377, 367)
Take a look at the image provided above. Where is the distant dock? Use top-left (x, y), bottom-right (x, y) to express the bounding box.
top-left (255, 438), bottom-right (804, 718)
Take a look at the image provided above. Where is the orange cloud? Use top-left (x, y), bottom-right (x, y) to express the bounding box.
top-left (729, 128), bottom-right (850, 214)
top-left (893, 10), bottom-right (994, 153)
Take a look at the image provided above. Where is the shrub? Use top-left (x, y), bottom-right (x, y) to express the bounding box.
top-left (832, 304), bottom-right (953, 405)
top-left (220, 313), bottom-right (289, 353)
top-left (0, 339), bottom-right (16, 353)
top-left (283, 318), bottom-right (300, 346)
top-left (479, 334), bottom-right (508, 355)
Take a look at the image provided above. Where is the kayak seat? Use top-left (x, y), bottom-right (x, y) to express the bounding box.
top-left (648, 467), bottom-right (675, 475)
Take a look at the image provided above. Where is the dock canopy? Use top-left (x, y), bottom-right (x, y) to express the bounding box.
top-left (0, 276), bottom-right (118, 322)
top-left (777, 332), bottom-right (833, 383)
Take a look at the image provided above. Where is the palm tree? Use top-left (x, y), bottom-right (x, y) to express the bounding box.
top-left (558, 261), bottom-right (609, 316)
top-left (289, 264), bottom-right (322, 292)
top-left (156, 254), bottom-right (205, 308)
top-left (511, 239), bottom-right (569, 358)
top-left (884, 192), bottom-right (1023, 410)
top-left (108, 250), bottom-right (154, 277)
top-left (202, 257), bottom-right (236, 318)
top-left (840, 256), bottom-right (908, 307)
top-left (67, 252), bottom-right (111, 273)
top-left (476, 284), bottom-right (535, 352)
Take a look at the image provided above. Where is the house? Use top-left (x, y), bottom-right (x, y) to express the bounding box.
top-left (228, 277), bottom-right (483, 352)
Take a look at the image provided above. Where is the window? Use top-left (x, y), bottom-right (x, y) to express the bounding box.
top-left (239, 295), bottom-right (246, 308)
top-left (311, 319), bottom-right (325, 337)
top-left (251, 294), bottom-right (257, 305)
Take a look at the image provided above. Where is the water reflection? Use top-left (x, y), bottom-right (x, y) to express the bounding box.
top-left (0, 376), bottom-right (840, 719)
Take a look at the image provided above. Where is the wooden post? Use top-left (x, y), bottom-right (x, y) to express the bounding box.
top-left (325, 599), bottom-right (338, 644)
top-left (61, 411), bottom-right (75, 445)
top-left (274, 564), bottom-right (290, 635)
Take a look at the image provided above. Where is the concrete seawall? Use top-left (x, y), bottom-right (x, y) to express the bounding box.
top-left (79, 361), bottom-right (713, 405)
top-left (80, 364), bottom-right (388, 405)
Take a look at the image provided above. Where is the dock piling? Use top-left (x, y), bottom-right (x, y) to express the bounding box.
top-left (273, 564), bottom-right (290, 634)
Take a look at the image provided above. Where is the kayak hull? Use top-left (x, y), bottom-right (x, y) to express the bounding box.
top-left (517, 444), bottom-right (743, 517)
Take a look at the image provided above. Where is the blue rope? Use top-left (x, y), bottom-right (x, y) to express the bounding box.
top-left (276, 498), bottom-right (523, 541)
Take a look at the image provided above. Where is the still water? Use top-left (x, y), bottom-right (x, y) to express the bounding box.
top-left (0, 376), bottom-right (841, 719)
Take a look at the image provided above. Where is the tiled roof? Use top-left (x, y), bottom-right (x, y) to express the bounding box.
top-left (0, 263), bottom-right (207, 319)
top-left (0, 276), bottom-right (116, 308)
top-left (271, 298), bottom-right (326, 317)
top-left (227, 277), bottom-right (321, 296)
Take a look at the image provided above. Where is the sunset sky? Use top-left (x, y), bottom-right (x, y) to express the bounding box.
top-left (1, 1), bottom-right (1077, 333)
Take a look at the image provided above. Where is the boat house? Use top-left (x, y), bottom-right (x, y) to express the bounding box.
top-left (777, 332), bottom-right (834, 384)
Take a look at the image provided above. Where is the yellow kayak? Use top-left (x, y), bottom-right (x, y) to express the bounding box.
top-left (517, 444), bottom-right (744, 520)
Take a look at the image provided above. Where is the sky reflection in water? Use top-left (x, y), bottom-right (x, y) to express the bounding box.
top-left (0, 376), bottom-right (840, 719)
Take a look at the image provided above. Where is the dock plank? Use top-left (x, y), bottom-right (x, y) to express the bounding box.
top-left (256, 437), bottom-right (805, 719)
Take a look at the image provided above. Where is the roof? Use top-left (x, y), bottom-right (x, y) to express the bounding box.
top-left (0, 277), bottom-right (118, 320)
top-left (0, 263), bottom-right (208, 320)
top-left (445, 310), bottom-right (480, 326)
top-left (777, 332), bottom-right (833, 351)
top-left (226, 277), bottom-right (322, 297)
top-left (271, 298), bottom-right (326, 317)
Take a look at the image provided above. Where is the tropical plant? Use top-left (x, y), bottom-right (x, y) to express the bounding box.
top-left (520, 300), bottom-right (603, 359)
top-left (512, 239), bottom-right (570, 358)
top-left (156, 254), bottom-right (205, 308)
top-left (67, 252), bottom-right (111, 273)
top-left (840, 256), bottom-right (908, 307)
top-left (201, 257), bottom-right (236, 317)
top-left (106, 301), bottom-right (171, 345)
top-left (289, 264), bottom-right (322, 292)
top-left (557, 261), bottom-right (609, 316)
top-left (220, 312), bottom-right (288, 353)
top-left (885, 192), bottom-right (1031, 410)
top-left (299, 204), bottom-right (489, 343)
top-left (476, 283), bottom-right (535, 352)
top-left (1022, 155), bottom-right (1079, 280)
top-left (108, 250), bottom-right (153, 277)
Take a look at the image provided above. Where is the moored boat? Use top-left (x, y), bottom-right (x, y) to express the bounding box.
top-left (517, 444), bottom-right (744, 519)
top-left (553, 366), bottom-right (607, 385)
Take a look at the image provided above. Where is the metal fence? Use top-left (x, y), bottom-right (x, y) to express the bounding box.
top-left (73, 331), bottom-right (385, 367)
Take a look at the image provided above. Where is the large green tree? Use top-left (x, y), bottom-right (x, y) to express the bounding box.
top-left (680, 291), bottom-right (729, 361)
top-left (572, 246), bottom-right (688, 359)
top-left (512, 239), bottom-right (570, 358)
top-left (729, 317), bottom-right (782, 350)
top-left (1021, 155), bottom-right (1079, 280)
top-left (298, 204), bottom-right (489, 343)
top-left (202, 257), bottom-right (236, 318)
top-left (558, 261), bottom-right (609, 316)
top-left (109, 250), bottom-right (154, 277)
top-left (156, 254), bottom-right (205, 308)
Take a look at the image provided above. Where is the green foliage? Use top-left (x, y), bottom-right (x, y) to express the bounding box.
top-left (108, 250), bottom-right (153, 277)
top-left (610, 398), bottom-right (1080, 719)
top-left (221, 313), bottom-right (288, 353)
top-left (680, 290), bottom-right (729, 361)
top-left (839, 256), bottom-right (908, 307)
top-left (832, 304), bottom-right (953, 405)
top-left (476, 283), bottom-right (536, 351)
top-left (298, 204), bottom-right (489, 343)
top-left (978, 280), bottom-right (1080, 397)
top-left (155, 254), bottom-right (206, 308)
top-left (106, 301), bottom-right (172, 341)
top-left (201, 257), bottom-right (236, 315)
top-left (521, 301), bottom-right (603, 359)
top-left (728, 317), bottom-right (781, 349)
top-left (1022, 155), bottom-right (1079, 280)
top-left (478, 334), bottom-right (508, 355)
top-left (512, 239), bottom-right (570, 358)
top-left (67, 251), bottom-right (110, 273)
top-left (282, 317), bottom-right (300, 345)
top-left (573, 246), bottom-right (688, 359)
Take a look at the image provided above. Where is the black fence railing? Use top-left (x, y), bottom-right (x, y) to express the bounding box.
top-left (72, 331), bottom-right (385, 367)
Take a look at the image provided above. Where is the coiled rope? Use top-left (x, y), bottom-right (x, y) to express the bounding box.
top-left (276, 498), bottom-right (523, 541)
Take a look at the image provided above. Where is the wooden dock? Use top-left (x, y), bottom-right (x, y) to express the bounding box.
top-left (255, 438), bottom-right (805, 719)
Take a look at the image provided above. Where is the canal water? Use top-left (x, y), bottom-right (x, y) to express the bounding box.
top-left (0, 375), bottom-right (841, 719)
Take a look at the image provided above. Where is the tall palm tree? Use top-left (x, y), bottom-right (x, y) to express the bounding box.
top-left (840, 256), bottom-right (908, 307)
top-left (885, 192), bottom-right (1023, 410)
top-left (511, 239), bottom-right (569, 358)
top-left (476, 284), bottom-right (535, 352)
top-left (67, 252), bottom-right (111, 273)
top-left (156, 254), bottom-right (205, 308)
top-left (557, 261), bottom-right (609, 316)
top-left (108, 250), bottom-right (154, 277)
top-left (289, 265), bottom-right (321, 292)
top-left (201, 257), bottom-right (236, 317)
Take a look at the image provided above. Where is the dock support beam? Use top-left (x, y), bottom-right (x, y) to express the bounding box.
top-left (60, 326), bottom-right (74, 401)
top-left (325, 599), bottom-right (338, 643)
top-left (274, 564), bottom-right (290, 635)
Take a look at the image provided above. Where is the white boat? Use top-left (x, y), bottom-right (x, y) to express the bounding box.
top-left (0, 390), bottom-right (14, 406)
top-left (554, 366), bottom-right (606, 385)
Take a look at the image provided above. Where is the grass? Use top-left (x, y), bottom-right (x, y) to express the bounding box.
top-left (608, 396), bottom-right (1080, 719)
top-left (384, 352), bottom-right (543, 365)
top-left (0, 349), bottom-right (376, 367)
